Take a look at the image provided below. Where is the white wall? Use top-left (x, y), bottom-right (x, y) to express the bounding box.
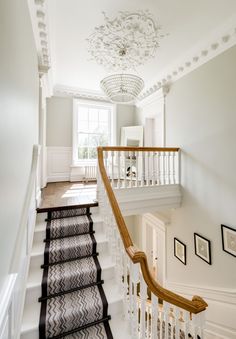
top-left (0, 0), bottom-right (39, 291)
top-left (135, 94), bottom-right (164, 146)
top-left (46, 96), bottom-right (73, 147)
top-left (165, 46), bottom-right (236, 289)
top-left (164, 46), bottom-right (236, 337)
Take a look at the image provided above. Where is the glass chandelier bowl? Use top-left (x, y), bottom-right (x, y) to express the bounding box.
top-left (100, 74), bottom-right (144, 104)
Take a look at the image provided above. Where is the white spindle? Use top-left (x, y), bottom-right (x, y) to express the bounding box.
top-left (141, 152), bottom-right (145, 187)
top-left (151, 293), bottom-right (158, 339)
top-left (163, 302), bottom-right (170, 339)
top-left (167, 152), bottom-right (171, 184)
top-left (157, 152), bottom-right (161, 185)
top-left (174, 307), bottom-right (180, 339)
top-left (129, 151), bottom-right (133, 188)
top-left (111, 150), bottom-right (114, 187)
top-left (152, 152), bottom-right (155, 186)
top-left (124, 151), bottom-right (128, 188)
top-left (172, 152), bottom-right (175, 184)
top-left (146, 152), bottom-right (150, 186)
top-left (117, 151), bottom-right (121, 188)
top-left (123, 250), bottom-right (129, 319)
top-left (135, 151), bottom-right (139, 187)
top-left (140, 275), bottom-right (147, 339)
top-left (183, 311), bottom-right (190, 339)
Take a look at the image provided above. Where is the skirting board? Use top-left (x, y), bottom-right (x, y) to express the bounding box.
top-left (166, 280), bottom-right (236, 339)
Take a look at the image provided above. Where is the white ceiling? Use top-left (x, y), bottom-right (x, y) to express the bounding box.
top-left (48, 0), bottom-right (236, 93)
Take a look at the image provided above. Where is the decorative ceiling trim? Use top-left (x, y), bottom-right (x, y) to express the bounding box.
top-left (138, 16), bottom-right (236, 102)
top-left (28, 0), bottom-right (51, 71)
top-left (53, 85), bottom-right (109, 102)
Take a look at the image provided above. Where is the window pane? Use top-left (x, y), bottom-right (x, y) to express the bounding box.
top-left (99, 133), bottom-right (109, 146)
top-left (78, 106), bottom-right (88, 121)
top-left (78, 147), bottom-right (88, 159)
top-left (89, 108), bottom-right (98, 121)
top-left (78, 120), bottom-right (88, 132)
top-left (89, 121), bottom-right (99, 133)
top-left (89, 134), bottom-right (100, 147)
top-left (89, 147), bottom-right (97, 159)
top-left (78, 133), bottom-right (88, 146)
top-left (99, 109), bottom-right (109, 122)
top-left (98, 122), bottom-right (109, 134)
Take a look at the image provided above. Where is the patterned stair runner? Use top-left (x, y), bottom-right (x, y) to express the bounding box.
top-left (39, 207), bottom-right (113, 339)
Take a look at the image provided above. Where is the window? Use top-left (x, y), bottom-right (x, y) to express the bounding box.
top-left (73, 100), bottom-right (115, 163)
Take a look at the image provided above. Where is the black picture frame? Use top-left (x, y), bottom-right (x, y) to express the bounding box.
top-left (194, 233), bottom-right (212, 265)
top-left (221, 224), bottom-right (236, 258)
top-left (174, 238), bottom-right (186, 265)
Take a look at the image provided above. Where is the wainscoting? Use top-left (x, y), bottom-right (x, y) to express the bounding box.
top-left (47, 147), bottom-right (72, 182)
top-left (165, 280), bottom-right (236, 339)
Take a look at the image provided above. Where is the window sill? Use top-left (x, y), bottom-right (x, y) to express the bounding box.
top-left (71, 161), bottom-right (97, 168)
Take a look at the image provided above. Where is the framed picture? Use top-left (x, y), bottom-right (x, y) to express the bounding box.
top-left (194, 233), bottom-right (212, 265)
top-left (221, 224), bottom-right (236, 257)
top-left (174, 238), bottom-right (186, 265)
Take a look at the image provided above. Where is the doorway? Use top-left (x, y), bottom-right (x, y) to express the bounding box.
top-left (141, 213), bottom-right (166, 286)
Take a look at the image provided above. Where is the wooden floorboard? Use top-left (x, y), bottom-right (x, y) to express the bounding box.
top-left (37, 181), bottom-right (98, 212)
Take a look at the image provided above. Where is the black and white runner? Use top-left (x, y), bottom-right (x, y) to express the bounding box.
top-left (39, 208), bottom-right (113, 339)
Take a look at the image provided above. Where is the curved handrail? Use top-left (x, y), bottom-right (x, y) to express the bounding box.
top-left (98, 146), bottom-right (208, 314)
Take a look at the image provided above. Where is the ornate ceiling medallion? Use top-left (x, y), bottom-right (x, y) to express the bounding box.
top-left (87, 10), bottom-right (165, 72)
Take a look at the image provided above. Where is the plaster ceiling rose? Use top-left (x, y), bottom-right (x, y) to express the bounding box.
top-left (87, 10), bottom-right (166, 72)
top-left (87, 10), bottom-right (166, 103)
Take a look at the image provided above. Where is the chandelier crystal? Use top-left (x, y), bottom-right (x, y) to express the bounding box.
top-left (100, 74), bottom-right (144, 104)
top-left (87, 10), bottom-right (166, 103)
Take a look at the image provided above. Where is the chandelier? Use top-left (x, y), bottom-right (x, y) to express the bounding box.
top-left (87, 10), bottom-right (165, 103)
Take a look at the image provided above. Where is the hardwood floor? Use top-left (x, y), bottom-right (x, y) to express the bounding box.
top-left (38, 181), bottom-right (97, 211)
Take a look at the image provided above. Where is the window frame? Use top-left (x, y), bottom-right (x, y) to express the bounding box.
top-left (72, 99), bottom-right (116, 165)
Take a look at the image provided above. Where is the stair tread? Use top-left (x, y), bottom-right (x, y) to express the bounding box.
top-left (28, 253), bottom-right (114, 289)
top-left (61, 321), bottom-right (113, 339)
top-left (39, 285), bottom-right (108, 338)
top-left (31, 232), bottom-right (107, 257)
top-left (35, 213), bottom-right (102, 233)
top-left (21, 278), bottom-right (122, 334)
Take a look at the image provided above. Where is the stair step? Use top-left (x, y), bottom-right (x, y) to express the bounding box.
top-left (50, 317), bottom-right (112, 339)
top-left (30, 232), bottom-right (108, 268)
top-left (34, 215), bottom-right (103, 244)
top-left (25, 253), bottom-right (115, 307)
top-left (21, 279), bottom-right (123, 339)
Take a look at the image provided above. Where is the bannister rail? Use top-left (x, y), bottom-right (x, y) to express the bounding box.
top-left (97, 146), bottom-right (207, 319)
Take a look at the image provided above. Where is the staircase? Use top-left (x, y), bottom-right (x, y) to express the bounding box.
top-left (20, 206), bottom-right (131, 339)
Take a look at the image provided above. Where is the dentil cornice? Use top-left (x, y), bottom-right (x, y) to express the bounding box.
top-left (138, 15), bottom-right (236, 101)
top-left (28, 0), bottom-right (51, 71)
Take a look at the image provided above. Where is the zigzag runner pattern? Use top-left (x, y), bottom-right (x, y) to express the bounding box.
top-left (39, 207), bottom-right (113, 339)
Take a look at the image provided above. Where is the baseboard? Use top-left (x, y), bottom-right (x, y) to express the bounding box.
top-left (166, 280), bottom-right (236, 339)
top-left (47, 175), bottom-right (70, 182)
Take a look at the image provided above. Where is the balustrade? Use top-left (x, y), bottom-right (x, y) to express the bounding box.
top-left (102, 147), bottom-right (180, 189)
top-left (97, 146), bottom-right (207, 339)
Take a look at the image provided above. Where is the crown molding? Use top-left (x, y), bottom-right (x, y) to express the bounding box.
top-left (53, 85), bottom-right (109, 102)
top-left (138, 15), bottom-right (236, 102)
top-left (135, 85), bottom-right (169, 108)
top-left (28, 0), bottom-right (51, 71)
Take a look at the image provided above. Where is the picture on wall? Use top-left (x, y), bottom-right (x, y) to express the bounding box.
top-left (174, 238), bottom-right (186, 265)
top-left (194, 233), bottom-right (212, 265)
top-left (221, 224), bottom-right (236, 258)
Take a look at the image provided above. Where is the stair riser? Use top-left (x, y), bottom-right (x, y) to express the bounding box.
top-left (33, 221), bottom-right (104, 243)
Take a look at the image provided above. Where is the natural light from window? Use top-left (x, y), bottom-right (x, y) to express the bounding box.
top-left (73, 100), bottom-right (115, 164)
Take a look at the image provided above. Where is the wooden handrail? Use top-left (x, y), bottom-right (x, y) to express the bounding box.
top-left (101, 146), bottom-right (180, 152)
top-left (97, 146), bottom-right (208, 314)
